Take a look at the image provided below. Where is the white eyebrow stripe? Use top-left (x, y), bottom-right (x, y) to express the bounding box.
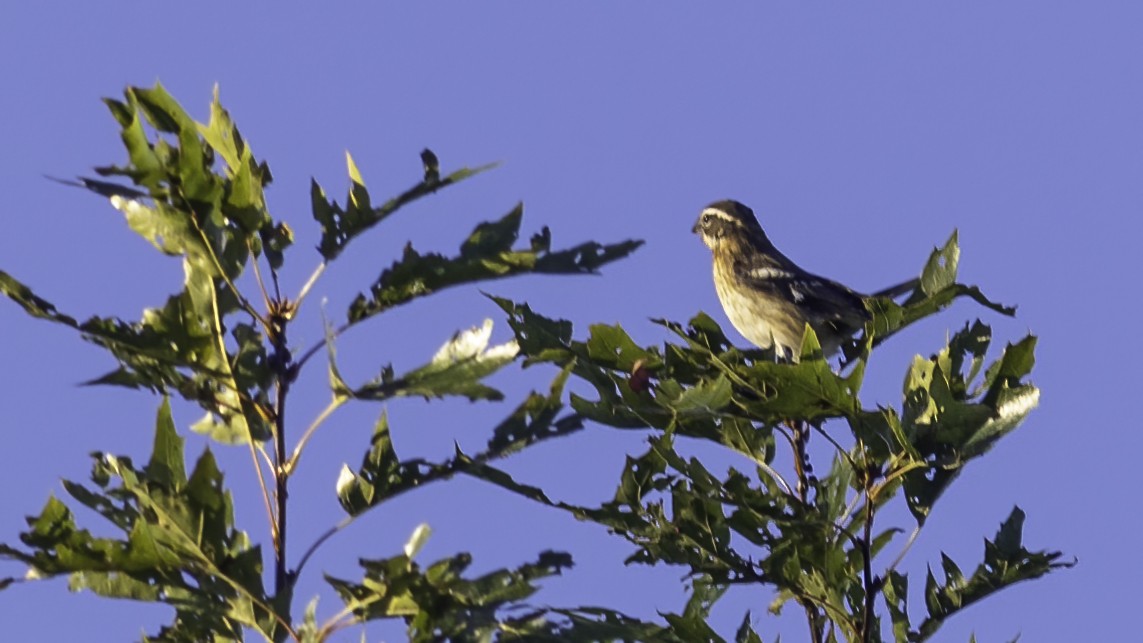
top-left (701, 207), bottom-right (741, 224)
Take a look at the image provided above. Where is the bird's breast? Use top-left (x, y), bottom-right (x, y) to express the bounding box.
top-left (711, 257), bottom-right (804, 353)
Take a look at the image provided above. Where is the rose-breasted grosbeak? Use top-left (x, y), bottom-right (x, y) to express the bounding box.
top-left (694, 199), bottom-right (916, 360)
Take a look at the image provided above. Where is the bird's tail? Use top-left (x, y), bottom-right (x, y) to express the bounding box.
top-left (871, 278), bottom-right (919, 299)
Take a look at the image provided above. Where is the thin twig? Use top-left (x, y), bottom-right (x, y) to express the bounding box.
top-left (295, 262), bottom-right (326, 310)
top-left (295, 320), bottom-right (350, 372)
top-left (879, 458), bottom-right (928, 489)
top-left (285, 398), bottom-right (346, 474)
top-left (255, 441), bottom-right (276, 475)
top-left (839, 488), bottom-right (864, 533)
top-left (186, 210), bottom-right (270, 335)
top-left (202, 249), bottom-right (277, 548)
top-left (245, 434), bottom-right (278, 545)
top-left (249, 241), bottom-right (274, 312)
top-left (810, 422), bottom-right (858, 472)
top-left (751, 455), bottom-right (794, 496)
top-left (774, 422), bottom-right (796, 452)
top-left (725, 419), bottom-right (795, 496)
top-left (270, 259), bottom-right (282, 303)
top-left (294, 516), bottom-right (354, 580)
top-left (884, 524), bottom-right (922, 577)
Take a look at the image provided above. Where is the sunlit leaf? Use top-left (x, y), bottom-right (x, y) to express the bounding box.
top-left (921, 230), bottom-right (960, 295)
top-left (350, 318), bottom-right (520, 402)
top-left (902, 336), bottom-right (1040, 522)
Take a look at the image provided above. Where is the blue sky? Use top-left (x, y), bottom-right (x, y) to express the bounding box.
top-left (2, 4), bottom-right (1139, 641)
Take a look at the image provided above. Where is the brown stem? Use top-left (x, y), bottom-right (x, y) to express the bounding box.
top-left (268, 310), bottom-right (296, 604)
top-left (785, 418), bottom-right (823, 643)
top-left (861, 492), bottom-right (876, 643)
top-left (805, 606), bottom-right (824, 643)
top-left (274, 379), bottom-right (290, 597)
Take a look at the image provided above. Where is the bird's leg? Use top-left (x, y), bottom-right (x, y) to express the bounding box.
top-left (771, 345), bottom-right (817, 502)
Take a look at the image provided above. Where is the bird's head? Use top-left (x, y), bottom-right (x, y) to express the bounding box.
top-left (693, 199), bottom-right (768, 251)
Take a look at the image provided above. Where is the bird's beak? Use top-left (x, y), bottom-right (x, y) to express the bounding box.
top-left (691, 219), bottom-right (701, 234)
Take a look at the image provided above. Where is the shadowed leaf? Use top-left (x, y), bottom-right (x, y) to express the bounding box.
top-left (347, 203), bottom-right (643, 324)
top-left (312, 148), bottom-right (496, 261)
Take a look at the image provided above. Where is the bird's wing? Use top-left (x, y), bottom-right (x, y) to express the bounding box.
top-left (738, 264), bottom-right (871, 327)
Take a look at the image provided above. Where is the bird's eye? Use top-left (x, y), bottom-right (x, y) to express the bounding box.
top-left (701, 213), bottom-right (716, 227)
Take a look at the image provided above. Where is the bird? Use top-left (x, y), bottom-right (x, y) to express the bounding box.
top-left (693, 199), bottom-right (917, 361)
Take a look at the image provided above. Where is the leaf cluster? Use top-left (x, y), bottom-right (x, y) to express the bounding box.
top-left (466, 234), bottom-right (1071, 642)
top-left (1, 400), bottom-right (278, 641)
top-left (0, 84), bottom-right (1068, 643)
top-left (0, 84), bottom-right (651, 641)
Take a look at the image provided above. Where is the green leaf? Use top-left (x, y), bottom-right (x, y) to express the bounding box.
top-left (902, 336), bottom-right (1040, 522)
top-left (4, 265), bottom-right (271, 446)
top-left (145, 398), bottom-right (186, 489)
top-left (131, 83), bottom-right (196, 134)
top-left (914, 507), bottom-right (1073, 641)
top-left (488, 251), bottom-right (1051, 638)
top-left (681, 574), bottom-right (727, 621)
top-left (661, 574), bottom-right (728, 640)
top-left (735, 612), bottom-right (764, 643)
top-left (0, 405), bottom-right (278, 641)
top-left (881, 570), bottom-right (911, 643)
top-left (485, 362), bottom-right (580, 454)
top-left (351, 318), bottom-right (520, 402)
top-left (347, 203), bottom-right (643, 324)
top-left (102, 97), bottom-right (163, 190)
top-left (313, 148), bottom-right (497, 261)
top-left (540, 606), bottom-right (683, 641)
top-left (30, 86), bottom-right (299, 446)
top-left (339, 367), bottom-right (583, 518)
top-left (463, 458), bottom-right (566, 509)
top-left (490, 295), bottom-right (576, 365)
top-left (940, 320), bottom-right (992, 399)
top-left (196, 85), bottom-right (245, 172)
top-left (816, 454), bottom-right (856, 525)
top-left (0, 270), bottom-right (79, 326)
top-left (668, 374), bottom-right (733, 416)
top-left (323, 317), bottom-right (355, 399)
top-left (921, 230), bottom-right (960, 295)
top-left (325, 549), bottom-right (573, 641)
top-left (849, 232), bottom-right (1014, 361)
top-left (981, 335), bottom-right (1037, 407)
top-left (337, 411), bottom-right (400, 517)
top-left (296, 596), bottom-right (321, 643)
